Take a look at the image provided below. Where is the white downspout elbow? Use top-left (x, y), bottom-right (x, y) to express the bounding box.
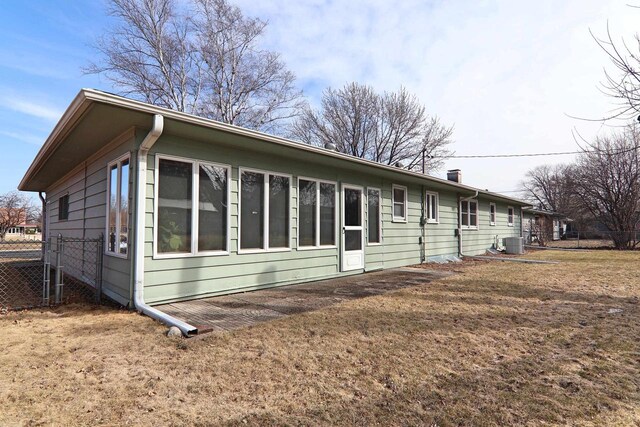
top-left (133, 114), bottom-right (197, 336)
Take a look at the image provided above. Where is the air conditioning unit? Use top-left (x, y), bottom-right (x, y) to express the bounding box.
top-left (504, 237), bottom-right (524, 254)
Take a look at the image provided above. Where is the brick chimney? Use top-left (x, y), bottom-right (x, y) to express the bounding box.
top-left (447, 169), bottom-right (462, 183)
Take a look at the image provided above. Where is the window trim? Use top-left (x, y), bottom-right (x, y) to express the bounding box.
top-left (367, 187), bottom-right (382, 246)
top-left (392, 184), bottom-right (408, 223)
top-left (296, 176), bottom-right (338, 250)
top-left (153, 154), bottom-right (231, 259)
top-left (460, 199), bottom-right (479, 230)
top-left (58, 193), bottom-right (69, 221)
top-left (507, 205), bottom-right (515, 227)
top-left (425, 191), bottom-right (439, 224)
top-left (238, 166), bottom-right (292, 254)
top-left (489, 202), bottom-right (496, 226)
top-left (105, 153), bottom-right (130, 259)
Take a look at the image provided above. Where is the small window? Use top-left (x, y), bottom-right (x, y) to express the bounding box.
top-left (240, 169), bottom-right (291, 251)
top-left (392, 185), bottom-right (407, 222)
top-left (461, 200), bottom-right (478, 229)
top-left (58, 195), bottom-right (69, 221)
top-left (107, 156), bottom-right (130, 255)
top-left (298, 178), bottom-right (336, 248)
top-left (425, 191), bottom-right (438, 223)
top-left (367, 188), bottom-right (381, 244)
top-left (508, 206), bottom-right (514, 227)
top-left (489, 203), bottom-right (496, 226)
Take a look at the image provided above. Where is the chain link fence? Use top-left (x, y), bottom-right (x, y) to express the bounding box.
top-left (0, 240), bottom-right (46, 312)
top-left (0, 235), bottom-right (104, 313)
top-left (526, 229), bottom-right (639, 250)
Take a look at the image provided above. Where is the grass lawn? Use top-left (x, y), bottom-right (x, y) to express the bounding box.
top-left (1, 250), bottom-right (639, 426)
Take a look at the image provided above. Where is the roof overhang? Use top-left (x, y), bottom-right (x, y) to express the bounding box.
top-left (19, 88), bottom-right (531, 206)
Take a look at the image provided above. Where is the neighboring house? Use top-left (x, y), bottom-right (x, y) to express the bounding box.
top-left (19, 89), bottom-right (529, 334)
top-left (0, 208), bottom-right (40, 238)
top-left (522, 208), bottom-right (569, 243)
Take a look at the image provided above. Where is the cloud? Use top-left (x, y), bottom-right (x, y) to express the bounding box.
top-left (1, 96), bottom-right (62, 122)
top-left (234, 0), bottom-right (639, 191)
top-left (0, 131), bottom-right (44, 146)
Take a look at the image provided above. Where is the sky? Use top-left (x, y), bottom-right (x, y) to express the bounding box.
top-left (0, 0), bottom-right (638, 199)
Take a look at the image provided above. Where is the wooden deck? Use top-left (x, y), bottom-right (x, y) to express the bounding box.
top-left (156, 268), bottom-right (450, 334)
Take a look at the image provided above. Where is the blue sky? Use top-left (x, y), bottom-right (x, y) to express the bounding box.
top-left (1, 0), bottom-right (638, 198)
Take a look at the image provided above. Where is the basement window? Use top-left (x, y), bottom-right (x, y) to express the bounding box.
top-left (107, 155), bottom-right (130, 256)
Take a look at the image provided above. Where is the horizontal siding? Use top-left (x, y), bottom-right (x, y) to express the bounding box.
top-left (142, 133), bottom-right (525, 304)
top-left (46, 136), bottom-right (135, 306)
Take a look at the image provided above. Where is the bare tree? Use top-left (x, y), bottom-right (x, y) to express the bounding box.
top-left (87, 0), bottom-right (304, 133)
top-left (592, 19), bottom-right (640, 120)
top-left (569, 126), bottom-right (640, 249)
top-left (0, 192), bottom-right (39, 241)
top-left (290, 83), bottom-right (454, 172)
top-left (520, 164), bottom-right (573, 213)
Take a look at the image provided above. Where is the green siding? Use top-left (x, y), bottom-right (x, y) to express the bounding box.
top-left (46, 137), bottom-right (135, 306)
top-left (142, 134), bottom-right (523, 305)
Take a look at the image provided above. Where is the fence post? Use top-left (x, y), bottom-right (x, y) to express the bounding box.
top-left (95, 235), bottom-right (103, 303)
top-left (54, 234), bottom-right (64, 304)
top-left (42, 240), bottom-right (51, 306)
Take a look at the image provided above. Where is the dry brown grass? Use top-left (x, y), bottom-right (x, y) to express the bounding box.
top-left (1, 250), bottom-right (639, 426)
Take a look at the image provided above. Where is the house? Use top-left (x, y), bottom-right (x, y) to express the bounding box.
top-left (522, 208), bottom-right (569, 244)
top-left (19, 89), bottom-right (529, 334)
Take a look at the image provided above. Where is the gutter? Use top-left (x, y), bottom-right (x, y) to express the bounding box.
top-left (457, 190), bottom-right (479, 257)
top-left (133, 114), bottom-right (197, 336)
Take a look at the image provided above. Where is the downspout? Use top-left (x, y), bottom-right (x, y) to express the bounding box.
top-left (457, 190), bottom-right (479, 257)
top-left (133, 114), bottom-right (197, 336)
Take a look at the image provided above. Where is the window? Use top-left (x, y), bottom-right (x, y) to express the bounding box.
top-left (392, 185), bottom-right (407, 222)
top-left (298, 178), bottom-right (336, 248)
top-left (507, 206), bottom-right (514, 227)
top-left (58, 194), bottom-right (69, 221)
top-left (425, 191), bottom-right (439, 223)
top-left (155, 156), bottom-right (229, 257)
top-left (461, 200), bottom-right (478, 229)
top-left (107, 156), bottom-right (130, 255)
top-left (489, 202), bottom-right (496, 226)
top-left (367, 188), bottom-right (381, 244)
top-left (239, 169), bottom-right (290, 251)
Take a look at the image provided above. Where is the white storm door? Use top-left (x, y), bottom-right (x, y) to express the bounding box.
top-left (341, 184), bottom-right (365, 271)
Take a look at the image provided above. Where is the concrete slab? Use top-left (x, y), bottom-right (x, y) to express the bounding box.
top-left (155, 269), bottom-right (442, 335)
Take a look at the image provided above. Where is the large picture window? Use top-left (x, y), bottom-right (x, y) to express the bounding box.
top-left (367, 188), bottom-right (381, 244)
top-left (155, 156), bottom-right (229, 257)
top-left (298, 178), bottom-right (336, 248)
top-left (239, 169), bottom-right (290, 251)
top-left (107, 155), bottom-right (130, 256)
top-left (461, 200), bottom-right (478, 229)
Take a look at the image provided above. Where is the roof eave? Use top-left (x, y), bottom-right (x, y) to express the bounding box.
top-left (19, 90), bottom-right (94, 191)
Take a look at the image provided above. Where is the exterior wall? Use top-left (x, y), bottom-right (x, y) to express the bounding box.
top-left (46, 134), bottom-right (135, 305)
top-left (459, 196), bottom-right (522, 255)
top-left (142, 134), bottom-right (523, 305)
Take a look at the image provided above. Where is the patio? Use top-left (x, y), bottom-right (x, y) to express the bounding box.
top-left (156, 268), bottom-right (450, 334)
